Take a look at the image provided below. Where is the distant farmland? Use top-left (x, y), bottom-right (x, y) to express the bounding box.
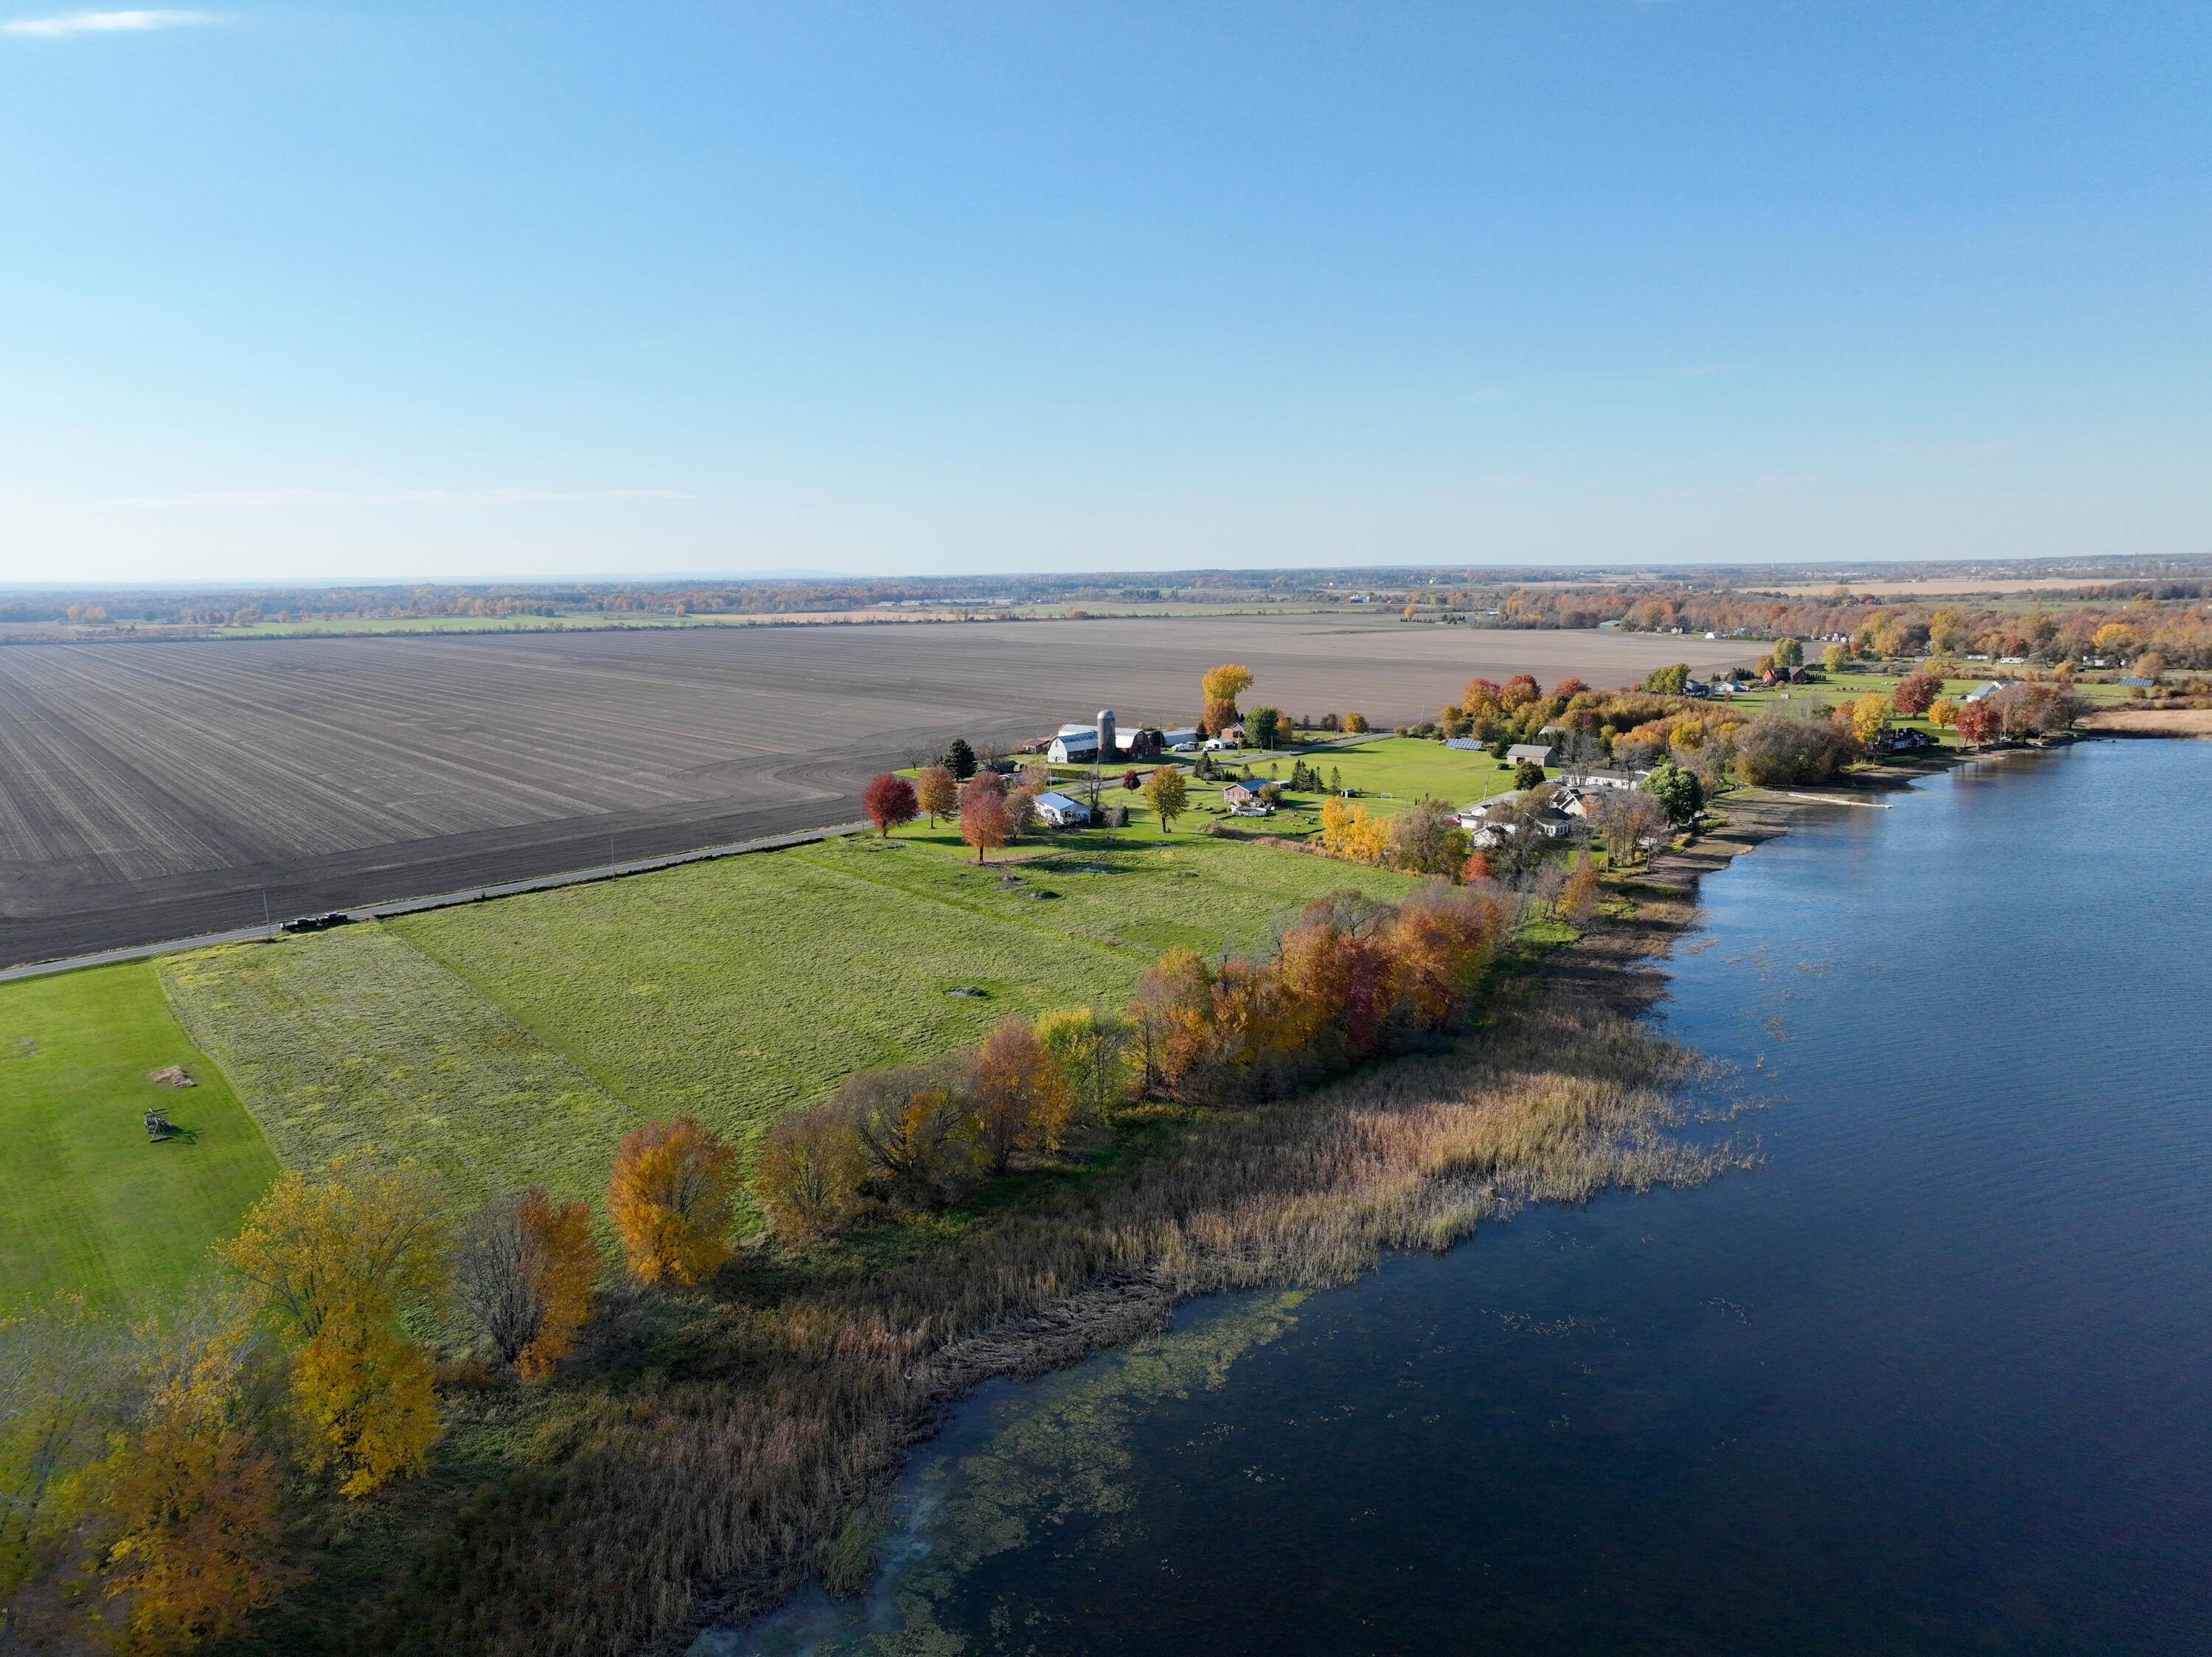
top-left (0, 614), bottom-right (1742, 965)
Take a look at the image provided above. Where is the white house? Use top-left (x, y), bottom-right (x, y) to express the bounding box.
top-left (1558, 766), bottom-right (1649, 791)
top-left (1962, 681), bottom-right (2006, 703)
top-left (1034, 791), bottom-right (1091, 827)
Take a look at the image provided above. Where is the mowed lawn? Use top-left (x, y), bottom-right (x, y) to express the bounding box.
top-left (0, 963), bottom-right (279, 1309)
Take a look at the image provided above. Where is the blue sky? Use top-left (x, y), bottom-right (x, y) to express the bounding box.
top-left (1, 1), bottom-right (2205, 582)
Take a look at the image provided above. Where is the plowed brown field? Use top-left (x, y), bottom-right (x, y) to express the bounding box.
top-left (0, 614), bottom-right (1745, 965)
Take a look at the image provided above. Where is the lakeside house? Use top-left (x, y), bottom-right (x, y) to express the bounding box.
top-left (1032, 790), bottom-right (1091, 828)
top-left (1558, 765), bottom-right (1650, 791)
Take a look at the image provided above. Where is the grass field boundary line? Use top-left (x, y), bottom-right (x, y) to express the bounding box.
top-left (0, 819), bottom-right (874, 986)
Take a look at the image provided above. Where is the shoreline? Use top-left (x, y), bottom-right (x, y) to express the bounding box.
top-left (657, 791), bottom-right (1811, 1654)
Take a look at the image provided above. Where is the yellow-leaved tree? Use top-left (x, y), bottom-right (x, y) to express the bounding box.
top-left (220, 1155), bottom-right (446, 1498)
top-left (1319, 798), bottom-right (1391, 864)
top-left (1141, 765), bottom-right (1188, 831)
top-left (608, 1119), bottom-right (739, 1285)
top-left (1849, 693), bottom-right (1889, 747)
top-left (93, 1296), bottom-right (298, 1653)
top-left (1200, 664), bottom-right (1253, 737)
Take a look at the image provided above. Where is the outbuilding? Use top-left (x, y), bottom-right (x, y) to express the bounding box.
top-left (1034, 791), bottom-right (1091, 827)
top-left (1506, 743), bottom-right (1560, 768)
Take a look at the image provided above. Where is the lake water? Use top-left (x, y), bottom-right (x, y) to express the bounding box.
top-left (708, 740), bottom-right (2212, 1657)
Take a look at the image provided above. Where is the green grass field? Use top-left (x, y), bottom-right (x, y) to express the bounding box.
top-left (4, 830), bottom-right (1426, 1301)
top-left (158, 927), bottom-right (641, 1212)
top-left (0, 963), bottom-right (279, 1310)
top-left (393, 835), bottom-right (1419, 1164)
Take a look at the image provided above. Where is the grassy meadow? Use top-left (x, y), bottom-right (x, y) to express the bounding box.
top-left (158, 926), bottom-right (641, 1213)
top-left (394, 834), bottom-right (1422, 1161)
top-left (0, 962), bottom-right (279, 1309)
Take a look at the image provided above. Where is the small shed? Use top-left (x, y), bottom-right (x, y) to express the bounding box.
top-left (1034, 791), bottom-right (1091, 827)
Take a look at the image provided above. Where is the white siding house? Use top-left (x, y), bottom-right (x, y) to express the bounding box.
top-left (1034, 791), bottom-right (1091, 827)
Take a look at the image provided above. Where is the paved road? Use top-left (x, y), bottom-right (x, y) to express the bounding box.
top-left (0, 819), bottom-right (869, 984)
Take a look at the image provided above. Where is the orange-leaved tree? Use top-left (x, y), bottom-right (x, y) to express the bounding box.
top-left (1558, 850), bottom-right (1601, 925)
top-left (608, 1119), bottom-right (738, 1285)
top-left (453, 1187), bottom-right (599, 1380)
top-left (92, 1296), bottom-right (298, 1653)
top-left (915, 765), bottom-right (958, 826)
top-left (967, 1018), bottom-right (1071, 1175)
top-left (959, 785), bottom-right (1010, 864)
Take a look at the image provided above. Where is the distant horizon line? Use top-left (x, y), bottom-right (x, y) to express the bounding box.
top-left (5, 552), bottom-right (2202, 596)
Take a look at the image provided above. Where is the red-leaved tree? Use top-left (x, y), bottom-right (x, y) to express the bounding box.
top-left (861, 773), bottom-right (919, 837)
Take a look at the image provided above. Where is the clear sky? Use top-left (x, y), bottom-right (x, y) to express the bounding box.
top-left (1, 1), bottom-right (2205, 583)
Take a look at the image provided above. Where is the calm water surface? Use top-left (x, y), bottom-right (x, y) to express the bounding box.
top-left (710, 741), bottom-right (2212, 1657)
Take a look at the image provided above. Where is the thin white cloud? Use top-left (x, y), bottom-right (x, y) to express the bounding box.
top-left (2, 10), bottom-right (214, 37)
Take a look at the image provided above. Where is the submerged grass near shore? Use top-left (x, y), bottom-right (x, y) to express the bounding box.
top-left (235, 807), bottom-right (1784, 1657)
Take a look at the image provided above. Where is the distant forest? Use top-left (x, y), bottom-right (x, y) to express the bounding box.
top-left (9, 553), bottom-right (2211, 670)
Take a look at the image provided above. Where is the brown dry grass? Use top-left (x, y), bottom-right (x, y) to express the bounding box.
top-left (2078, 706), bottom-right (2212, 737)
top-left (322, 889), bottom-right (1742, 1657)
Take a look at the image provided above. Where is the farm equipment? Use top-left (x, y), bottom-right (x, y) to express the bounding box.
top-left (282, 911), bottom-right (355, 933)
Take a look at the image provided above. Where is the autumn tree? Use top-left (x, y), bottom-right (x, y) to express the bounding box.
top-left (453, 1189), bottom-right (598, 1380)
top-left (959, 786), bottom-right (1010, 864)
top-left (1772, 636), bottom-right (1804, 669)
top-left (1848, 693), bottom-right (1889, 746)
top-left (1, 1295), bottom-right (132, 1606)
top-left (1200, 664), bottom-right (1254, 735)
top-left (1320, 797), bottom-right (1392, 865)
top-left (836, 1064), bottom-right (979, 1206)
top-left (1142, 765), bottom-right (1188, 831)
top-left (1586, 789), bottom-right (1666, 865)
top-left (914, 765), bottom-right (958, 825)
top-left (220, 1156), bottom-right (445, 1498)
top-left (967, 1019), bottom-right (1071, 1175)
top-left (1034, 1007), bottom-right (1131, 1124)
top-left (1927, 697), bottom-right (1959, 729)
top-left (1823, 642), bottom-right (1853, 673)
top-left (1344, 712), bottom-right (1369, 733)
top-left (1558, 850), bottom-right (1601, 923)
top-left (608, 1119), bottom-right (739, 1286)
top-left (1642, 663), bottom-right (1690, 695)
top-left (91, 1297), bottom-right (296, 1654)
top-left (860, 773), bottom-right (919, 837)
top-left (1550, 677), bottom-right (1590, 698)
top-left (1385, 797), bottom-right (1469, 876)
top-left (753, 1102), bottom-right (866, 1243)
top-left (1891, 671), bottom-right (1942, 716)
top-left (1953, 699), bottom-right (1998, 745)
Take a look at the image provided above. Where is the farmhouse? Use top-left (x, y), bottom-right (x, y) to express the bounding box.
top-left (1032, 791), bottom-right (1091, 828)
